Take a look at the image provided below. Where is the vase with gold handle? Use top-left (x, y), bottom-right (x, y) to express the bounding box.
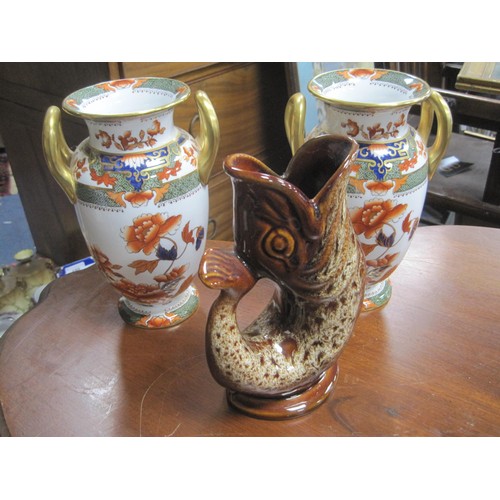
top-left (43, 77), bottom-right (220, 328)
top-left (286, 68), bottom-right (452, 311)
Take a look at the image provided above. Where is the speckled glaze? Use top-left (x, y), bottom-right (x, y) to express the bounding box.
top-left (199, 135), bottom-right (366, 419)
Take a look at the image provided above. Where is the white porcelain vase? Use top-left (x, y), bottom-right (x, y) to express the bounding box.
top-left (285, 68), bottom-right (452, 311)
top-left (43, 77), bottom-right (219, 328)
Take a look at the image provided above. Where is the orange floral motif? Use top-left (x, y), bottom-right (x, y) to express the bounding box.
top-left (90, 169), bottom-right (117, 187)
top-left (157, 161), bottom-right (182, 181)
top-left (90, 245), bottom-right (123, 279)
top-left (394, 113), bottom-right (406, 128)
top-left (122, 153), bottom-right (148, 168)
top-left (409, 82), bottom-right (424, 92)
top-left (399, 154), bottom-right (418, 172)
top-left (124, 190), bottom-right (154, 207)
top-left (95, 119), bottom-right (165, 151)
top-left (367, 143), bottom-right (389, 157)
top-left (351, 200), bottom-right (407, 238)
top-left (154, 265), bottom-right (187, 284)
top-left (341, 119), bottom-right (360, 137)
top-left (392, 175), bottom-right (409, 192)
top-left (402, 211), bottom-right (419, 238)
top-left (367, 123), bottom-right (385, 139)
top-left (342, 68), bottom-right (388, 80)
top-left (75, 158), bottom-right (88, 179)
top-left (361, 243), bottom-right (378, 256)
top-left (114, 278), bottom-right (168, 303)
top-left (129, 259), bottom-right (160, 275)
top-left (152, 183), bottom-right (170, 205)
top-left (65, 98), bottom-right (78, 109)
top-left (183, 146), bottom-right (197, 166)
top-left (350, 163), bottom-right (361, 174)
top-left (182, 222), bottom-right (195, 244)
top-left (365, 180), bottom-right (394, 195)
top-left (107, 191), bottom-right (127, 208)
top-left (95, 131), bottom-right (113, 149)
top-left (96, 79), bottom-right (147, 92)
top-left (177, 274), bottom-right (195, 294)
top-left (107, 185), bottom-right (169, 208)
top-left (123, 213), bottom-right (182, 255)
top-left (147, 120), bottom-right (166, 137)
top-left (417, 138), bottom-right (426, 156)
top-left (350, 116), bottom-right (405, 141)
top-left (136, 314), bottom-right (181, 328)
top-left (366, 253), bottom-right (399, 268)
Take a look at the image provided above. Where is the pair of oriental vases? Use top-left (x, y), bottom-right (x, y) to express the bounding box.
top-left (43, 69), bottom-right (452, 420)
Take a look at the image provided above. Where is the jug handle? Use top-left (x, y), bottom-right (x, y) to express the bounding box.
top-left (194, 90), bottom-right (220, 186)
top-left (417, 89), bottom-right (453, 179)
top-left (284, 92), bottom-right (306, 156)
top-left (42, 106), bottom-right (77, 204)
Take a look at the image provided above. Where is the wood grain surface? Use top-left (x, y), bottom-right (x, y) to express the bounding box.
top-left (0, 225), bottom-right (499, 436)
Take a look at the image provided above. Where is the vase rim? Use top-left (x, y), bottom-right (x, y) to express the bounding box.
top-left (62, 77), bottom-right (191, 120)
top-left (308, 68), bottom-right (432, 110)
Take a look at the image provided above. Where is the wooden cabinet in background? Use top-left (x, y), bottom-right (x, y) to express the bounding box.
top-left (0, 62), bottom-right (290, 263)
top-left (116, 62), bottom-right (290, 240)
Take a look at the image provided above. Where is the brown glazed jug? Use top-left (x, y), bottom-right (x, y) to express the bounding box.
top-left (199, 135), bottom-right (366, 419)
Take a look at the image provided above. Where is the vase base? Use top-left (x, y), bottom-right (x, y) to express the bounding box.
top-left (118, 286), bottom-right (199, 329)
top-left (362, 279), bottom-right (392, 312)
top-left (226, 363), bottom-right (338, 420)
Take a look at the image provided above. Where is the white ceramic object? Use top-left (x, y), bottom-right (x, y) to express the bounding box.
top-left (286, 68), bottom-right (452, 311)
top-left (43, 77), bottom-right (219, 328)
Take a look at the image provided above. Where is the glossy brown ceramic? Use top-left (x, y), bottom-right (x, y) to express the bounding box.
top-left (199, 135), bottom-right (366, 419)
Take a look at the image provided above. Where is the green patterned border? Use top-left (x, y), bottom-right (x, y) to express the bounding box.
top-left (309, 68), bottom-right (431, 109)
top-left (63, 77), bottom-right (190, 119)
top-left (76, 170), bottom-right (201, 208)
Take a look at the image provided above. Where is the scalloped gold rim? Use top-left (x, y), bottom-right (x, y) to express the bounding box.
top-left (62, 77), bottom-right (191, 120)
top-left (308, 69), bottom-right (432, 110)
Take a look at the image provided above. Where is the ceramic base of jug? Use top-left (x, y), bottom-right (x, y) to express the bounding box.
top-left (226, 363), bottom-right (339, 420)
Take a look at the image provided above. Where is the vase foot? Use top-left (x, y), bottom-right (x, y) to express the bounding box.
top-left (118, 286), bottom-right (199, 329)
top-left (362, 279), bottom-right (392, 312)
top-left (226, 363), bottom-right (338, 420)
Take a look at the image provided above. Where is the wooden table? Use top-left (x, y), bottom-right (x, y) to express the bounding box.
top-left (0, 225), bottom-right (499, 437)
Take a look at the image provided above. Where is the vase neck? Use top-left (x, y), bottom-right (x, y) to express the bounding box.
top-left (85, 109), bottom-right (176, 154)
top-left (322, 103), bottom-right (411, 143)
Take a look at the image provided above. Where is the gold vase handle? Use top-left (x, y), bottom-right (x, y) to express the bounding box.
top-left (417, 89), bottom-right (453, 179)
top-left (284, 92), bottom-right (306, 156)
top-left (194, 90), bottom-right (220, 186)
top-left (42, 106), bottom-right (77, 204)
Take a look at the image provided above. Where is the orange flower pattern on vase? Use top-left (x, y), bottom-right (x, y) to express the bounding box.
top-left (402, 211), bottom-right (420, 239)
top-left (123, 213), bottom-right (182, 255)
top-left (351, 200), bottom-right (407, 239)
top-left (341, 114), bottom-right (406, 141)
top-left (136, 313), bottom-right (181, 329)
top-left (157, 161), bottom-right (182, 181)
top-left (365, 180), bottom-right (394, 195)
top-left (183, 146), bottom-right (197, 167)
top-left (339, 68), bottom-right (388, 81)
top-left (119, 213), bottom-right (205, 298)
top-left (115, 278), bottom-right (171, 304)
top-left (95, 119), bottom-right (166, 151)
top-left (91, 214), bottom-right (204, 304)
top-left (95, 79), bottom-right (148, 92)
top-left (75, 158), bottom-right (88, 179)
top-left (90, 169), bottom-right (117, 187)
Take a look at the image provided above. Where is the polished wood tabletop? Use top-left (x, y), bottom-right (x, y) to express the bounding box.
top-left (0, 225), bottom-right (499, 437)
